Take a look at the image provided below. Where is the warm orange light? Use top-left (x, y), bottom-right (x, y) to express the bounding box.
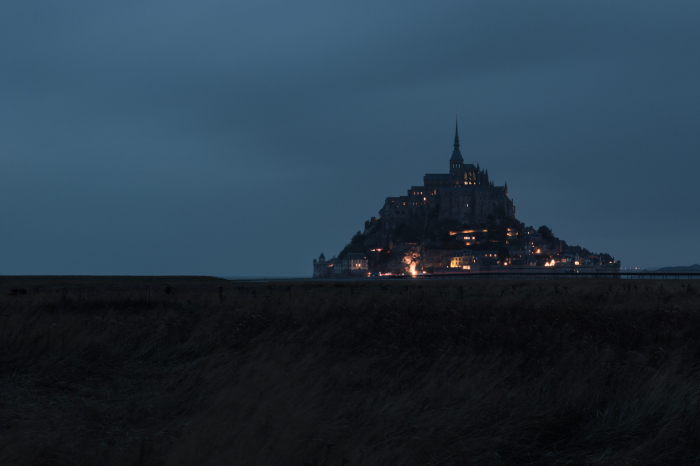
top-left (448, 229), bottom-right (489, 235)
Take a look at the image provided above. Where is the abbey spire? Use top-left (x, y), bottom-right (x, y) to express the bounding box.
top-left (450, 119), bottom-right (464, 164)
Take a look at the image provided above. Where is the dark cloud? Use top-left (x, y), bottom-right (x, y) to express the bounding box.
top-left (0, 1), bottom-right (698, 275)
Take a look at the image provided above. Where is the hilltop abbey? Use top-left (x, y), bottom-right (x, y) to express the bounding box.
top-left (313, 120), bottom-right (619, 278)
top-left (379, 121), bottom-right (515, 231)
top-left (314, 121), bottom-right (516, 278)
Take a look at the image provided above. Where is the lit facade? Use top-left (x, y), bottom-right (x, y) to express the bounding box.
top-left (313, 252), bottom-right (368, 278)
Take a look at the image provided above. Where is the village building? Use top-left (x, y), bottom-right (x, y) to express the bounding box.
top-left (450, 250), bottom-right (475, 269)
top-left (313, 252), bottom-right (368, 278)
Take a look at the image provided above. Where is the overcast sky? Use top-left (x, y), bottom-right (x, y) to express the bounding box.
top-left (1, 1), bottom-right (698, 276)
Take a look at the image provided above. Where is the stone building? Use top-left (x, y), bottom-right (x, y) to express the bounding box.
top-left (450, 250), bottom-right (475, 269)
top-left (312, 253), bottom-right (332, 278)
top-left (313, 252), bottom-right (368, 278)
top-left (345, 253), bottom-right (369, 273)
top-left (380, 122), bottom-right (515, 231)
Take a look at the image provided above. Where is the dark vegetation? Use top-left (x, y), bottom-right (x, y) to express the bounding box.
top-left (338, 231), bottom-right (368, 259)
top-left (2, 276), bottom-right (700, 464)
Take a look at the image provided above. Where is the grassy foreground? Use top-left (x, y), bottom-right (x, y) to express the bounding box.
top-left (1, 277), bottom-right (700, 465)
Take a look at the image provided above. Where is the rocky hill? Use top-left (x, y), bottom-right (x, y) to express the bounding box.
top-left (332, 212), bottom-right (614, 276)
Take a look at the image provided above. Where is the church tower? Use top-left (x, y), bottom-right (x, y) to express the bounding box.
top-left (449, 120), bottom-right (463, 184)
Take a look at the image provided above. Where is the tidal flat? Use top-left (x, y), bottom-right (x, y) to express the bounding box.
top-left (1, 276), bottom-right (699, 465)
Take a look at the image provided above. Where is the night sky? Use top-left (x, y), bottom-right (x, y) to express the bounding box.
top-left (1, 1), bottom-right (699, 276)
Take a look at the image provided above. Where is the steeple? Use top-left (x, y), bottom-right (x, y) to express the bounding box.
top-left (454, 119), bottom-right (460, 146)
top-left (450, 118), bottom-right (464, 164)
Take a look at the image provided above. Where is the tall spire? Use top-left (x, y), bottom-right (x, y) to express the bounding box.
top-left (454, 117), bottom-right (460, 146)
top-left (450, 116), bottom-right (463, 163)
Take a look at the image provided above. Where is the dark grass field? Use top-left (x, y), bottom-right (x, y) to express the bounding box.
top-left (1, 276), bottom-right (700, 465)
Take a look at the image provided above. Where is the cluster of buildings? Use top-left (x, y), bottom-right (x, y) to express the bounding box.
top-left (438, 226), bottom-right (619, 273)
top-left (312, 252), bottom-right (369, 278)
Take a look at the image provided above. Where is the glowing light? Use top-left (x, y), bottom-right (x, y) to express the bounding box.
top-left (410, 263), bottom-right (417, 276)
top-left (536, 249), bottom-right (541, 254)
top-left (544, 259), bottom-right (556, 267)
top-left (574, 261), bottom-right (580, 265)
